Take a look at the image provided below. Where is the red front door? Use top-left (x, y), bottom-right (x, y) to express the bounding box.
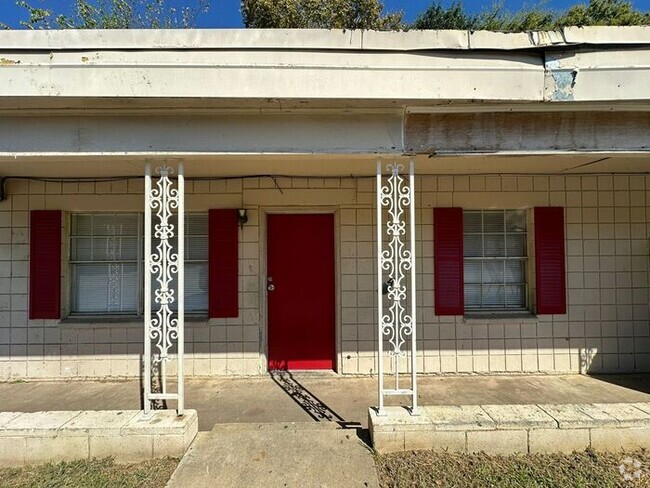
top-left (267, 214), bottom-right (335, 370)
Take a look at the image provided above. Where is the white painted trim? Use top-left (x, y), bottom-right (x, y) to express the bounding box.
top-left (143, 163), bottom-right (152, 414)
top-left (1, 27), bottom-right (648, 51)
top-left (376, 162), bottom-right (384, 415)
top-left (177, 161), bottom-right (185, 415)
top-left (408, 160), bottom-right (417, 414)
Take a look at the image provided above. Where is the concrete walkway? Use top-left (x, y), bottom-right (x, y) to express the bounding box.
top-left (167, 423), bottom-right (379, 488)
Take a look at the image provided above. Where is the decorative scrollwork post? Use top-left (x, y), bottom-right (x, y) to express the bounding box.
top-left (376, 161), bottom-right (418, 416)
top-left (144, 161), bottom-right (185, 416)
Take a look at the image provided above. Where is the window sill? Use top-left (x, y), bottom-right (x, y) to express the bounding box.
top-left (59, 315), bottom-right (210, 328)
top-left (463, 312), bottom-right (538, 324)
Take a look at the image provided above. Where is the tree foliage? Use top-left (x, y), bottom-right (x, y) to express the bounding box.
top-left (241, 0), bottom-right (403, 30)
top-left (556, 0), bottom-right (648, 27)
top-left (411, 3), bottom-right (470, 30)
top-left (8, 0), bottom-right (650, 31)
top-left (413, 0), bottom-right (648, 32)
top-left (17, 0), bottom-right (209, 29)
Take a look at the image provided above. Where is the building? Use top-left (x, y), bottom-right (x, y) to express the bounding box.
top-left (0, 27), bottom-right (649, 396)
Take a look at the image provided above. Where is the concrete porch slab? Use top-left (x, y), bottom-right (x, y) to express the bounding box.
top-left (0, 409), bottom-right (198, 467)
top-left (1, 374), bottom-right (648, 432)
top-left (422, 405), bottom-right (495, 430)
top-left (480, 404), bottom-right (557, 430)
top-left (3, 410), bottom-right (83, 435)
top-left (632, 402), bottom-right (650, 415)
top-left (592, 403), bottom-right (650, 427)
top-left (537, 403), bottom-right (614, 428)
top-left (59, 410), bottom-right (139, 436)
top-left (369, 403), bottom-right (650, 454)
top-left (0, 412), bottom-right (23, 428)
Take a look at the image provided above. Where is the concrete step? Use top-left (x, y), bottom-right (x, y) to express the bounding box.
top-left (168, 423), bottom-right (378, 488)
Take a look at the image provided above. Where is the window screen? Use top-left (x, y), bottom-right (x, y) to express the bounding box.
top-left (463, 209), bottom-right (527, 311)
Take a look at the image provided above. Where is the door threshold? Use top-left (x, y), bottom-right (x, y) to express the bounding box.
top-left (268, 370), bottom-right (338, 377)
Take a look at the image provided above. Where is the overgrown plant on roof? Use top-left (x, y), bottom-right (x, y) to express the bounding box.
top-left (413, 0), bottom-right (649, 31)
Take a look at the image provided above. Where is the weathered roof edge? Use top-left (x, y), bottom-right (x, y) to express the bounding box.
top-left (0, 26), bottom-right (648, 51)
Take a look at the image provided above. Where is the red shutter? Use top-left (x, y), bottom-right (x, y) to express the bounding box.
top-left (434, 208), bottom-right (464, 315)
top-left (29, 210), bottom-right (62, 319)
top-left (209, 209), bottom-right (239, 318)
top-left (535, 207), bottom-right (566, 314)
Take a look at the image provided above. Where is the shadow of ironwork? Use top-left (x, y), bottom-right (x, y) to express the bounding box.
top-left (139, 354), bottom-right (145, 410)
top-left (269, 370), bottom-right (361, 430)
top-left (141, 355), bottom-right (167, 410)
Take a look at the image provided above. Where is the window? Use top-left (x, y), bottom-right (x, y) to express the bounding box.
top-left (151, 213), bottom-right (209, 313)
top-left (70, 213), bottom-right (141, 314)
top-left (69, 213), bottom-right (208, 316)
top-left (463, 209), bottom-right (527, 311)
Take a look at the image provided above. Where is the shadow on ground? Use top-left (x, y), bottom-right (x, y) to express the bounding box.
top-left (589, 374), bottom-right (650, 395)
top-left (270, 370), bottom-right (371, 447)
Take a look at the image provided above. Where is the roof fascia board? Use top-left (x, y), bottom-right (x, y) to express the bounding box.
top-left (0, 27), bottom-right (649, 52)
top-left (563, 26), bottom-right (650, 45)
top-left (0, 28), bottom-right (364, 51)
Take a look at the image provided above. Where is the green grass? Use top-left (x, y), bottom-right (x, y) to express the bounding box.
top-left (0, 457), bottom-right (179, 488)
top-left (376, 448), bottom-right (650, 487)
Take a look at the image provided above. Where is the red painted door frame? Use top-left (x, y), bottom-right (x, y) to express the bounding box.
top-left (267, 213), bottom-right (336, 371)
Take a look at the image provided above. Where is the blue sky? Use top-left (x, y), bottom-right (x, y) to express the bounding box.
top-left (1, 0), bottom-right (647, 28)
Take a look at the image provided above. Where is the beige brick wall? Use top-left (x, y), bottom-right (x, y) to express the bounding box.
top-left (0, 173), bottom-right (648, 379)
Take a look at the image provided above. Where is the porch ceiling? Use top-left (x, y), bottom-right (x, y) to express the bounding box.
top-left (0, 153), bottom-right (649, 178)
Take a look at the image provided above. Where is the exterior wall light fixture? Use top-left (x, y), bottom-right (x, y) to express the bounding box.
top-left (0, 177), bottom-right (6, 202)
top-left (238, 209), bottom-right (248, 229)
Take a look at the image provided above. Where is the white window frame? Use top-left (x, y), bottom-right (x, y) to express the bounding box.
top-left (68, 212), bottom-right (208, 318)
top-left (463, 209), bottom-right (529, 313)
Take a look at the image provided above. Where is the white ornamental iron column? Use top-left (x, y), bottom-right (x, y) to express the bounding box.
top-left (144, 161), bottom-right (185, 416)
top-left (376, 160), bottom-right (418, 416)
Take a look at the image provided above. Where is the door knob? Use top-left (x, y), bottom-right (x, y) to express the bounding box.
top-left (267, 284), bottom-right (275, 292)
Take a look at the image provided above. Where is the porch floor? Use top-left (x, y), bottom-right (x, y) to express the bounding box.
top-left (1, 374), bottom-right (648, 431)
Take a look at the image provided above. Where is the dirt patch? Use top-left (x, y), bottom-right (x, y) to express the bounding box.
top-left (376, 448), bottom-right (650, 487)
top-left (0, 457), bottom-right (179, 488)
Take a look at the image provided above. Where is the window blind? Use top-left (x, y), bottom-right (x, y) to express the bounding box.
top-left (70, 213), bottom-right (140, 314)
top-left (463, 209), bottom-right (527, 311)
top-left (150, 213), bottom-right (208, 312)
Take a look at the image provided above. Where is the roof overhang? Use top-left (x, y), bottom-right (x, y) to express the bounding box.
top-left (0, 27), bottom-right (649, 107)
